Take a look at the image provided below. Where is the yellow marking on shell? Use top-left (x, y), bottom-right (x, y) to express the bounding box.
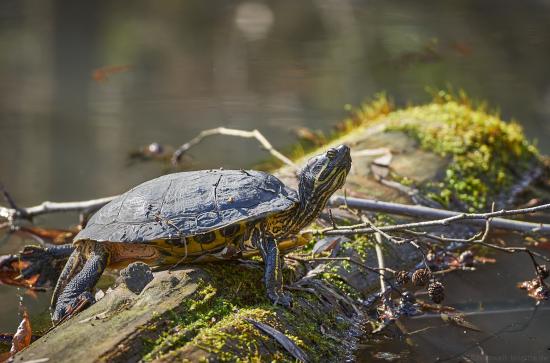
top-left (159, 232), bottom-right (312, 264)
top-left (150, 222), bottom-right (248, 258)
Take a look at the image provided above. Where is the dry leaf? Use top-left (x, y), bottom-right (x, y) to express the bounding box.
top-left (0, 258), bottom-right (39, 289)
top-left (373, 152), bottom-right (393, 167)
top-left (19, 226), bottom-right (77, 245)
top-left (517, 278), bottom-right (550, 301)
top-left (417, 300), bottom-right (456, 313)
top-left (0, 351), bottom-right (11, 363)
top-left (441, 312), bottom-right (482, 332)
top-left (311, 237), bottom-right (346, 256)
top-left (532, 240), bottom-right (550, 252)
top-left (293, 127), bottom-right (324, 145)
top-left (474, 256), bottom-right (496, 264)
top-left (92, 64), bottom-right (133, 83)
top-left (24, 289), bottom-right (39, 300)
top-left (370, 152), bottom-right (393, 180)
top-left (370, 164), bottom-right (390, 180)
top-left (10, 310), bottom-right (32, 354)
top-left (245, 318), bottom-right (309, 362)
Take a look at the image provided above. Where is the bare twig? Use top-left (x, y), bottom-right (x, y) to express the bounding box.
top-left (0, 196), bottom-right (117, 222)
top-left (402, 229), bottom-right (483, 244)
top-left (171, 127), bottom-right (296, 168)
top-left (359, 214), bottom-right (410, 245)
top-left (374, 233), bottom-right (387, 293)
top-left (471, 219), bottom-right (550, 277)
top-left (316, 196), bottom-right (550, 236)
top-left (409, 208), bottom-right (550, 271)
top-left (0, 183), bottom-right (18, 209)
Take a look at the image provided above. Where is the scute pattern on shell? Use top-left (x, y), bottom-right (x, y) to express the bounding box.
top-left (74, 170), bottom-right (299, 243)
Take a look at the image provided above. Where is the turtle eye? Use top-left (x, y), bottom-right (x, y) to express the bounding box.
top-left (327, 148), bottom-right (337, 159)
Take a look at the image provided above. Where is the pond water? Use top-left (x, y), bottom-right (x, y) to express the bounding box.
top-left (357, 235), bottom-right (550, 362)
top-left (1, 0), bottom-right (550, 359)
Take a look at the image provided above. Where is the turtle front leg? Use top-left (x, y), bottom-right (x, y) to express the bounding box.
top-left (256, 232), bottom-right (292, 307)
top-left (51, 242), bottom-right (110, 324)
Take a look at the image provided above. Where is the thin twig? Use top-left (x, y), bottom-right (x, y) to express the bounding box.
top-left (359, 214), bottom-right (410, 245)
top-left (311, 198), bottom-right (550, 236)
top-left (171, 127), bottom-right (296, 167)
top-left (404, 219), bottom-right (550, 264)
top-left (374, 233), bottom-right (387, 293)
top-left (402, 229), bottom-right (483, 244)
top-left (327, 196), bottom-right (550, 235)
top-left (0, 196), bottom-right (117, 221)
top-left (0, 183), bottom-right (18, 209)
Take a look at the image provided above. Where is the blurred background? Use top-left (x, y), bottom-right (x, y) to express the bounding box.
top-left (1, 0), bottom-right (550, 205)
top-left (1, 0), bottom-right (550, 359)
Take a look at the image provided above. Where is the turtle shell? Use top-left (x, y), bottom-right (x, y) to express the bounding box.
top-left (74, 170), bottom-right (299, 244)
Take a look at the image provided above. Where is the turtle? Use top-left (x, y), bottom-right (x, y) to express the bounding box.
top-left (49, 144), bottom-right (352, 323)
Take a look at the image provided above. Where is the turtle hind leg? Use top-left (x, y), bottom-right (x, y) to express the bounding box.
top-left (51, 242), bottom-right (110, 324)
top-left (0, 244), bottom-right (75, 289)
top-left (256, 233), bottom-right (292, 307)
top-left (18, 244), bottom-right (75, 288)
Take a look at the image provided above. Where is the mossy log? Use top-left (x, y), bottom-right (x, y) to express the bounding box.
top-left (16, 95), bottom-right (545, 363)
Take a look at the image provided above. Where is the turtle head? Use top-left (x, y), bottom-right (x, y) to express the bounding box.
top-left (294, 145), bottom-right (351, 224)
top-left (300, 144), bottom-right (351, 193)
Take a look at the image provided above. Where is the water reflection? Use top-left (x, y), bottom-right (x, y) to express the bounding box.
top-left (1, 0), bottom-right (550, 353)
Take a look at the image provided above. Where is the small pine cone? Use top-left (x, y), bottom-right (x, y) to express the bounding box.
top-left (411, 268), bottom-right (432, 286)
top-left (428, 280), bottom-right (445, 304)
top-left (459, 250), bottom-right (475, 267)
top-left (537, 265), bottom-right (549, 280)
top-left (395, 270), bottom-right (410, 285)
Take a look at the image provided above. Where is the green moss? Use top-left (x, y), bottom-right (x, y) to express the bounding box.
top-left (320, 272), bottom-right (359, 299)
top-left (142, 264), bottom-right (269, 361)
top-left (142, 260), bottom-right (354, 362)
top-left (189, 308), bottom-right (289, 362)
top-left (352, 90), bottom-right (539, 211)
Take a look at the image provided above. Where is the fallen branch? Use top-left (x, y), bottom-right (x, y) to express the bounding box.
top-left (324, 196), bottom-right (550, 235)
top-left (0, 196), bottom-right (117, 222)
top-left (2, 193), bottom-right (549, 241)
top-left (171, 127), bottom-right (296, 168)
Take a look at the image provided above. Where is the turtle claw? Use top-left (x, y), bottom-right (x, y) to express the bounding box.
top-left (19, 246), bottom-right (51, 278)
top-left (53, 291), bottom-right (95, 325)
top-left (2, 245), bottom-right (71, 288)
top-left (0, 251), bottom-right (46, 288)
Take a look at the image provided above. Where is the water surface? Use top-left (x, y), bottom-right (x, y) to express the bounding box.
top-left (1, 0), bottom-right (550, 358)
